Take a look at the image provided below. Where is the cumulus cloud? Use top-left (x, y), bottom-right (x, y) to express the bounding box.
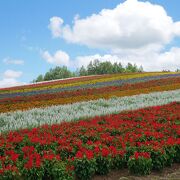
top-left (73, 47), bottom-right (180, 71)
top-left (49, 0), bottom-right (180, 51)
top-left (154, 47), bottom-right (180, 70)
top-left (4, 70), bottom-right (23, 79)
top-left (81, 47), bottom-right (179, 71)
top-left (74, 54), bottom-right (123, 68)
top-left (48, 17), bottom-right (64, 38)
top-left (0, 70), bottom-right (25, 88)
top-left (41, 50), bottom-right (70, 66)
top-left (40, 47), bottom-right (180, 71)
top-left (47, 0), bottom-right (180, 71)
top-left (3, 57), bottom-right (24, 65)
top-left (0, 78), bottom-right (25, 88)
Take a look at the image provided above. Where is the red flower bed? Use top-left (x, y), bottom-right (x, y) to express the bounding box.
top-left (0, 102), bottom-right (179, 179)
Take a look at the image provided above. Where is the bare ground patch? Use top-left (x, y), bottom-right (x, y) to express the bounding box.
top-left (93, 163), bottom-right (180, 180)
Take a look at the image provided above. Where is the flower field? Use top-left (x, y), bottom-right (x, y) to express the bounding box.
top-left (0, 72), bottom-right (180, 113)
top-left (0, 72), bottom-right (180, 179)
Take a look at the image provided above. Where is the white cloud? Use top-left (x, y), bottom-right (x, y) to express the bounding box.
top-left (47, 0), bottom-right (180, 72)
top-left (48, 17), bottom-right (64, 38)
top-left (112, 47), bottom-right (180, 71)
top-left (40, 47), bottom-right (180, 71)
top-left (74, 54), bottom-right (123, 68)
top-left (154, 47), bottom-right (180, 70)
top-left (174, 22), bottom-right (180, 36)
top-left (73, 47), bottom-right (180, 71)
top-left (0, 70), bottom-right (25, 88)
top-left (49, 0), bottom-right (180, 51)
top-left (4, 70), bottom-right (23, 79)
top-left (0, 78), bottom-right (25, 88)
top-left (3, 57), bottom-right (24, 65)
top-left (41, 50), bottom-right (70, 66)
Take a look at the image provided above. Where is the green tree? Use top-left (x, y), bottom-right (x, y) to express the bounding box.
top-left (32, 60), bottom-right (144, 82)
top-left (98, 61), bottom-right (114, 74)
top-left (44, 71), bottom-right (53, 81)
top-left (126, 63), bottom-right (139, 73)
top-left (138, 65), bottom-right (144, 72)
top-left (112, 62), bottom-right (124, 73)
top-left (87, 61), bottom-right (95, 75)
top-left (38, 66), bottom-right (73, 81)
top-left (79, 66), bottom-right (88, 76)
top-left (36, 75), bottom-right (44, 82)
top-left (93, 59), bottom-right (100, 74)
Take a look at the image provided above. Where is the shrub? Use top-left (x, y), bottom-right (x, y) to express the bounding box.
top-left (51, 161), bottom-right (73, 180)
top-left (96, 155), bottom-right (111, 175)
top-left (164, 146), bottom-right (176, 167)
top-left (174, 145), bottom-right (180, 163)
top-left (150, 150), bottom-right (167, 171)
top-left (21, 166), bottom-right (44, 180)
top-left (73, 150), bottom-right (97, 180)
top-left (128, 152), bottom-right (152, 175)
top-left (111, 152), bottom-right (126, 170)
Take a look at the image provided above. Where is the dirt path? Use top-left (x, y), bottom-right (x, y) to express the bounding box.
top-left (93, 163), bottom-right (180, 180)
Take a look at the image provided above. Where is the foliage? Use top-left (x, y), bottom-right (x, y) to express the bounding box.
top-left (73, 157), bottom-right (97, 180)
top-left (174, 145), bottom-right (180, 163)
top-left (83, 60), bottom-right (143, 75)
top-left (150, 150), bottom-right (167, 171)
top-left (128, 152), bottom-right (152, 175)
top-left (32, 60), bottom-right (144, 82)
top-left (33, 66), bottom-right (75, 82)
top-left (95, 155), bottom-right (111, 175)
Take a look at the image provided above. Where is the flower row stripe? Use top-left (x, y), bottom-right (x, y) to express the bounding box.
top-left (1, 73), bottom-right (180, 99)
top-left (0, 77), bottom-right (180, 113)
top-left (0, 89), bottom-right (179, 133)
top-left (0, 72), bottom-right (177, 95)
top-left (0, 72), bottom-right (149, 91)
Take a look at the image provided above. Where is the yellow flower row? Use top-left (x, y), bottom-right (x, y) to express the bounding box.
top-left (0, 72), bottom-right (177, 94)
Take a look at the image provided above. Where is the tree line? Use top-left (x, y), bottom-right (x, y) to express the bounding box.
top-left (32, 60), bottom-right (143, 82)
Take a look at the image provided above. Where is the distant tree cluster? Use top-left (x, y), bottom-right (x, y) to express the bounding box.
top-left (79, 60), bottom-right (143, 76)
top-left (32, 66), bottom-right (75, 82)
top-left (162, 69), bottom-right (171, 72)
top-left (162, 69), bottom-right (180, 72)
top-left (32, 60), bottom-right (143, 82)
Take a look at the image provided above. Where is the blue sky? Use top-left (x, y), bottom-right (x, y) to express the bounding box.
top-left (0, 0), bottom-right (180, 87)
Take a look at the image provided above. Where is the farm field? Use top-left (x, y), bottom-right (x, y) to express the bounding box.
top-left (0, 72), bottom-right (180, 179)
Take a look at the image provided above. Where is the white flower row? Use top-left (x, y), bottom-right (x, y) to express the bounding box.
top-left (0, 89), bottom-right (180, 133)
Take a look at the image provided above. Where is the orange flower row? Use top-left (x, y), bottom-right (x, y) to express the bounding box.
top-left (0, 79), bottom-right (179, 113)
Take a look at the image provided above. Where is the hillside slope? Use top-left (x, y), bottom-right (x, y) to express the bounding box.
top-left (0, 72), bottom-right (180, 179)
